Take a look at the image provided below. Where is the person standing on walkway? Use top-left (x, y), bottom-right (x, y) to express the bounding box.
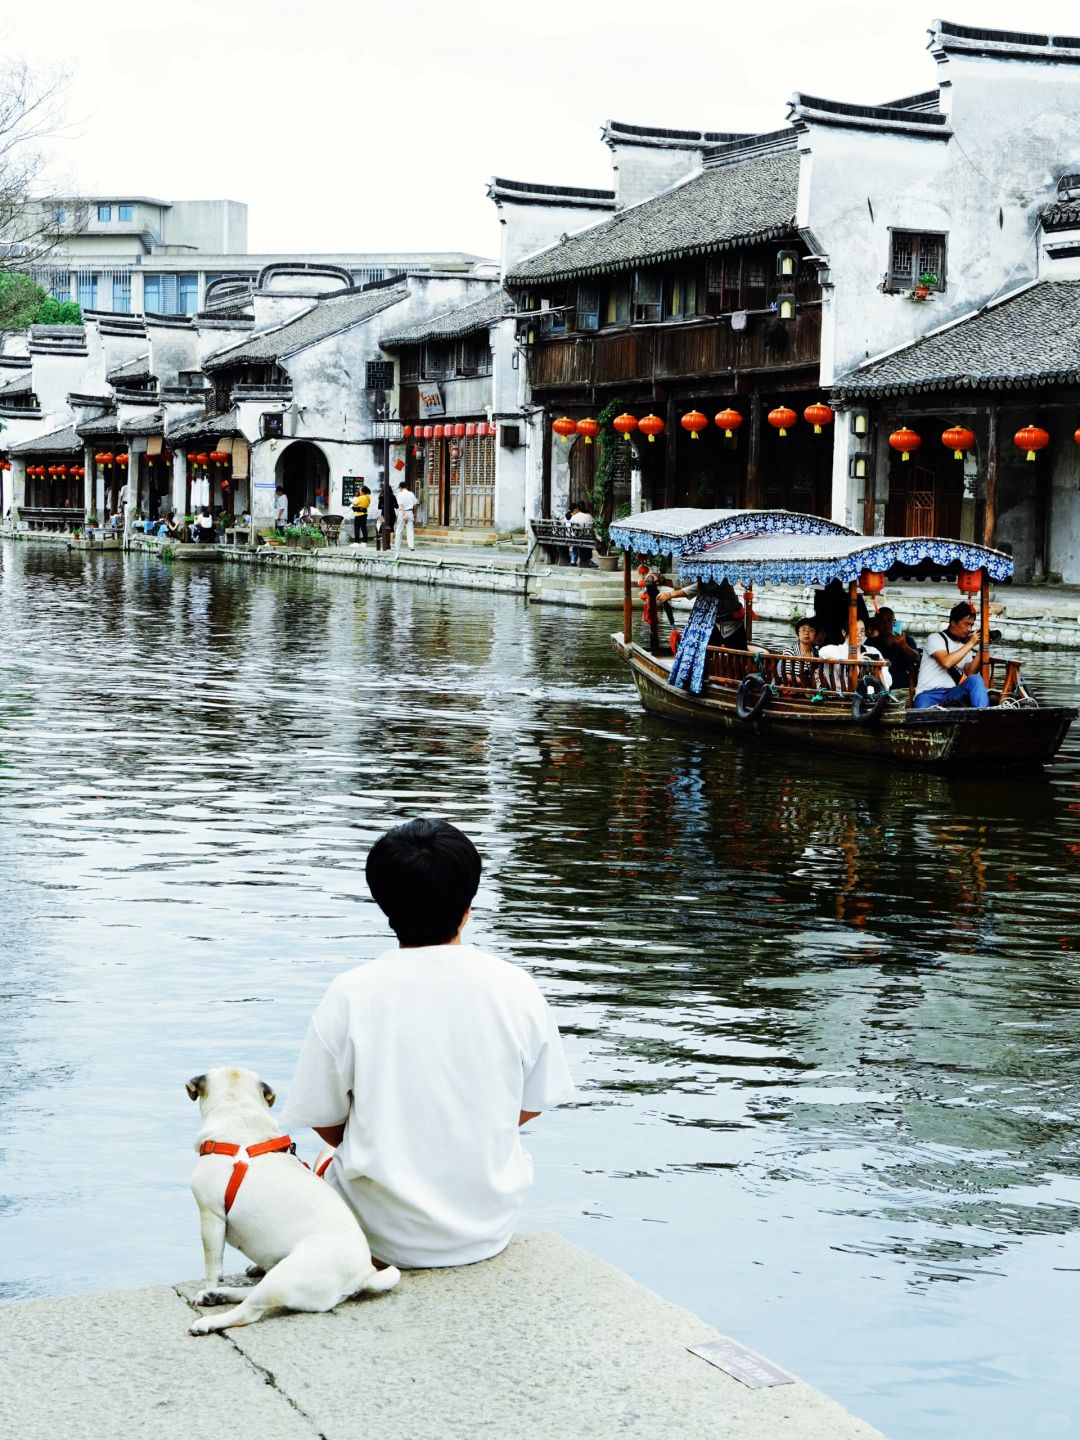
top-left (912, 602), bottom-right (990, 710)
top-left (395, 480), bottom-right (418, 552)
top-left (273, 486), bottom-right (289, 531)
top-left (351, 484), bottom-right (371, 544)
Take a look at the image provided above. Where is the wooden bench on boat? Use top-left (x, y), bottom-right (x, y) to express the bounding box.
top-left (18, 506), bottom-right (85, 532)
top-left (530, 517), bottom-right (597, 562)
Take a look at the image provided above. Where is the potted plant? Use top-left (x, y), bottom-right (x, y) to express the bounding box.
top-left (283, 524), bottom-right (304, 549)
top-left (912, 271), bottom-right (938, 301)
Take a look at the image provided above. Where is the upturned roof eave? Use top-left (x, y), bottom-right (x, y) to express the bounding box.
top-left (834, 369), bottom-right (1080, 399)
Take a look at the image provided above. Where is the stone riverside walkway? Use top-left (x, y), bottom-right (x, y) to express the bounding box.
top-left (0, 1233), bottom-right (887, 1440)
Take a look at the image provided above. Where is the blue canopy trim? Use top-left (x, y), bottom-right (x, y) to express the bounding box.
top-left (668, 592), bottom-right (721, 694)
top-left (610, 508), bottom-right (856, 558)
top-left (679, 535), bottom-right (1013, 587)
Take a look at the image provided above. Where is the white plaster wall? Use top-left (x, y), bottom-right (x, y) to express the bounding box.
top-left (804, 53), bottom-right (1080, 383)
top-left (491, 316), bottom-right (525, 532)
top-left (146, 324), bottom-right (200, 386)
top-left (28, 349), bottom-right (97, 419)
top-left (165, 200), bottom-right (248, 253)
top-left (607, 142), bottom-right (702, 210)
top-left (495, 198), bottom-right (617, 277)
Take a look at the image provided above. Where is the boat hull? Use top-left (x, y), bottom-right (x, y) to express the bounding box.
top-left (616, 639), bottom-right (1077, 770)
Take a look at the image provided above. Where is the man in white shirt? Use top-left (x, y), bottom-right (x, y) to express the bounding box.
top-left (912, 602), bottom-right (990, 710)
top-left (394, 481), bottom-right (418, 551)
top-left (273, 486), bottom-right (289, 530)
top-left (282, 818), bottom-right (574, 1269)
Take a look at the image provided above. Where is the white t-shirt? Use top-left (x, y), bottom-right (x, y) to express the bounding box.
top-left (281, 943), bottom-right (575, 1268)
top-left (274, 495), bottom-right (288, 522)
top-left (915, 630), bottom-right (963, 698)
top-left (397, 489), bottom-right (418, 516)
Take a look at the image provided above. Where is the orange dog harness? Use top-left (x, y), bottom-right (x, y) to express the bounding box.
top-left (199, 1135), bottom-right (297, 1214)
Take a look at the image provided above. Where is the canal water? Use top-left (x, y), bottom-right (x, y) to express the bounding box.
top-left (1, 543), bottom-right (1079, 1439)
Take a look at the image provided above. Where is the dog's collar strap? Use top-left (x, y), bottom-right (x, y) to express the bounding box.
top-left (199, 1135), bottom-right (297, 1214)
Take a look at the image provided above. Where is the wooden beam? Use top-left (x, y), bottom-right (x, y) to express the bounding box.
top-left (622, 547), bottom-right (632, 644)
top-left (745, 392), bottom-right (761, 508)
top-left (847, 581), bottom-right (859, 659)
top-left (979, 569), bottom-right (991, 685)
top-left (982, 404), bottom-right (998, 548)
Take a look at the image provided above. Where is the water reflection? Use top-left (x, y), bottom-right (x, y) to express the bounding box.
top-left (0, 543), bottom-right (1078, 1440)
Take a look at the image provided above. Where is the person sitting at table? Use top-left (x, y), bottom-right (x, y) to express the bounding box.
top-left (818, 618), bottom-right (892, 692)
top-left (777, 615), bottom-right (822, 684)
top-left (195, 506), bottom-right (216, 543)
top-left (158, 510), bottom-right (181, 539)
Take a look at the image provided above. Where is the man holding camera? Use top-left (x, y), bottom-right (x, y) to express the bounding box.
top-left (912, 602), bottom-right (994, 710)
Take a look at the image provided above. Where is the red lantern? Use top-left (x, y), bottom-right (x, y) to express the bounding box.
top-left (476, 422), bottom-right (489, 438)
top-left (99, 451), bottom-right (114, 468)
top-left (576, 418), bottom-right (600, 444)
top-left (453, 423), bottom-right (466, 438)
top-left (803, 402), bottom-right (834, 434)
top-left (422, 425), bottom-right (433, 439)
top-left (638, 414), bottom-right (665, 443)
top-left (116, 453), bottom-right (129, 467)
top-left (221, 478), bottom-right (231, 489)
top-left (714, 408), bottom-right (743, 438)
top-left (768, 406), bottom-right (798, 437)
top-left (552, 416), bottom-right (577, 443)
top-left (612, 413), bottom-right (638, 441)
top-left (942, 426), bottom-right (976, 460)
top-left (957, 568), bottom-right (983, 595)
top-left (57, 464), bottom-right (67, 476)
top-left (465, 422), bottom-right (477, 438)
top-left (859, 569), bottom-right (887, 596)
top-left (681, 410), bottom-right (708, 440)
top-left (162, 451), bottom-right (173, 464)
top-left (1014, 424), bottom-right (1049, 462)
top-left (433, 424), bottom-right (444, 439)
top-left (889, 428), bottom-right (921, 461)
top-left (403, 425), bottom-right (412, 438)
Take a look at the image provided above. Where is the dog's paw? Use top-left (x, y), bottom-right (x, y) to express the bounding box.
top-left (245, 1264), bottom-right (265, 1278)
top-left (189, 1317), bottom-right (215, 1336)
top-left (193, 1288), bottom-right (231, 1307)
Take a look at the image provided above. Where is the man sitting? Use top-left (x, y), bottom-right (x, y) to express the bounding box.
top-left (282, 818), bottom-right (574, 1269)
top-left (912, 602), bottom-right (989, 710)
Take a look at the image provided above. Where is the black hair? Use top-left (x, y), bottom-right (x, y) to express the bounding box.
top-left (949, 601), bottom-right (975, 624)
top-left (365, 818), bottom-right (482, 947)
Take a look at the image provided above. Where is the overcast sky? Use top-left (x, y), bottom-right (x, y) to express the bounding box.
top-left (9, 1), bottom-right (1080, 260)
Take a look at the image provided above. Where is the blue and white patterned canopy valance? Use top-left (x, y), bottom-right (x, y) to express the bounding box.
top-left (678, 533), bottom-right (1014, 586)
top-left (609, 508), bottom-right (857, 557)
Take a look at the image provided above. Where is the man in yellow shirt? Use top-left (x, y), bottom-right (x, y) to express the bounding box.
top-left (351, 484), bottom-right (371, 544)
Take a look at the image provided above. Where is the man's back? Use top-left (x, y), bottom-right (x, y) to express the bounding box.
top-left (283, 943), bottom-right (573, 1267)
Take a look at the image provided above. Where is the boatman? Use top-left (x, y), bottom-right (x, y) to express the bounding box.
top-left (911, 602), bottom-right (990, 710)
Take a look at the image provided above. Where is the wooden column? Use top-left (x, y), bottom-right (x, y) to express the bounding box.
top-left (743, 585), bottom-right (754, 647)
top-left (663, 396), bottom-right (678, 507)
top-left (847, 580), bottom-right (859, 663)
top-left (745, 392), bottom-right (762, 508)
top-left (622, 547), bottom-right (632, 644)
top-left (982, 404), bottom-right (998, 548)
top-left (979, 569), bottom-right (991, 685)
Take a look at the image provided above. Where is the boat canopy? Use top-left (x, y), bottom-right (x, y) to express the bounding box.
top-left (609, 508), bottom-right (856, 558)
top-left (678, 532), bottom-right (1014, 587)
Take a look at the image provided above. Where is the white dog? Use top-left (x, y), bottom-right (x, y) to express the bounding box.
top-left (186, 1066), bottom-right (399, 1334)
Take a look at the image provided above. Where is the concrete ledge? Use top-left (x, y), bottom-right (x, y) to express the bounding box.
top-left (0, 1233), bottom-right (886, 1440)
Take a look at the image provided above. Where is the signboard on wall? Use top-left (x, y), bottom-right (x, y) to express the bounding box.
top-left (417, 382), bottom-right (444, 416)
top-left (342, 475), bottom-right (366, 502)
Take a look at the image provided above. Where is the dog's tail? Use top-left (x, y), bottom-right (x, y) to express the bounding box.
top-left (362, 1264), bottom-right (401, 1294)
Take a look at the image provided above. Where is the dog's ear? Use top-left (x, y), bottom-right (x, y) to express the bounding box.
top-left (260, 1080), bottom-right (276, 1108)
top-left (186, 1074), bottom-right (207, 1102)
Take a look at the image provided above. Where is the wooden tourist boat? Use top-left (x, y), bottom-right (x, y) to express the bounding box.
top-left (608, 509), bottom-right (1078, 770)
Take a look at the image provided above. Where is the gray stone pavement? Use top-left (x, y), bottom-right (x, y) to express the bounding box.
top-left (0, 1233), bottom-right (886, 1440)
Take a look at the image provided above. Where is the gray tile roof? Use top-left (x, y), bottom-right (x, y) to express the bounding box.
top-left (121, 409), bottom-right (165, 436)
top-left (107, 353), bottom-right (154, 383)
top-left (0, 372), bottom-right (32, 396)
top-left (506, 149), bottom-right (799, 285)
top-left (10, 423), bottom-right (82, 455)
top-left (165, 409), bottom-right (238, 443)
top-left (75, 412), bottom-right (124, 437)
top-left (380, 290), bottom-right (513, 347)
top-left (204, 285), bottom-right (408, 370)
top-left (833, 280), bottom-right (1080, 398)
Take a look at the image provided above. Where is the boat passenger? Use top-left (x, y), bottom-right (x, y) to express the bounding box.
top-left (655, 579), bottom-right (747, 650)
top-left (818, 619), bottom-right (892, 692)
top-left (868, 608), bottom-right (920, 690)
top-left (777, 615), bottom-right (822, 685)
top-left (912, 602), bottom-right (990, 710)
top-left (814, 579), bottom-right (870, 647)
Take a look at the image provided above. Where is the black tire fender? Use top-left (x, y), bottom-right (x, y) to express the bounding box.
top-left (852, 674), bottom-right (890, 724)
top-left (736, 673), bottom-right (771, 722)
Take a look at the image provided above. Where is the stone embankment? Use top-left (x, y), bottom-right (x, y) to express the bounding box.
top-left (0, 1232), bottom-right (887, 1440)
top-left (7, 527), bottom-right (1080, 647)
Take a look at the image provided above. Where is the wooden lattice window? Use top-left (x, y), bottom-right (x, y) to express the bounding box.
top-left (887, 231), bottom-right (947, 292)
top-left (632, 271), bottom-right (663, 323)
